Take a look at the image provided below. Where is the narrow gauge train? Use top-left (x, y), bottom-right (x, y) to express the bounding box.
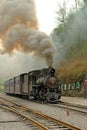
top-left (5, 67), bottom-right (61, 102)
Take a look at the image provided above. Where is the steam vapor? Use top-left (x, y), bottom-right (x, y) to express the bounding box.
top-left (0, 0), bottom-right (54, 66)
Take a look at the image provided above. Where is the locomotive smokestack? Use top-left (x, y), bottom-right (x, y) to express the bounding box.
top-left (0, 0), bottom-right (55, 66)
top-left (49, 66), bottom-right (55, 76)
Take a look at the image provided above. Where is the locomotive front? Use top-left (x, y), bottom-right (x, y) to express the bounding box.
top-left (37, 67), bottom-right (61, 102)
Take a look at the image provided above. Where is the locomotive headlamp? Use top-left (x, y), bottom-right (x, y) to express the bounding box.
top-left (49, 78), bottom-right (56, 86)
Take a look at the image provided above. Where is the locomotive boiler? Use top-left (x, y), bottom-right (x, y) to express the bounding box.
top-left (5, 67), bottom-right (62, 103)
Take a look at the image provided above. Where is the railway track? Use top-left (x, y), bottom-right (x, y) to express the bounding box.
top-left (21, 96), bottom-right (87, 115)
top-left (48, 101), bottom-right (87, 115)
top-left (29, 97), bottom-right (87, 115)
top-left (0, 96), bottom-right (81, 130)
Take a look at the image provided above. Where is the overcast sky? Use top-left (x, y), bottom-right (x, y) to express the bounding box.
top-left (36, 0), bottom-right (76, 34)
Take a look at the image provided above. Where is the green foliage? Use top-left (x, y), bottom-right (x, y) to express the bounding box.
top-left (56, 1), bottom-right (67, 24)
top-left (54, 24), bottom-right (64, 34)
top-left (0, 81), bottom-right (4, 91)
top-left (53, 0), bottom-right (87, 83)
top-left (0, 86), bottom-right (4, 91)
top-left (84, 0), bottom-right (87, 4)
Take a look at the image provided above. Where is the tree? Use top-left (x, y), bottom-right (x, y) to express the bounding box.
top-left (84, 0), bottom-right (87, 4)
top-left (56, 1), bottom-right (67, 25)
top-left (55, 1), bottom-right (68, 43)
top-left (74, 0), bottom-right (84, 10)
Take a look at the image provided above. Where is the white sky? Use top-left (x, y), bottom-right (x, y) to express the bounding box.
top-left (35, 0), bottom-right (76, 34)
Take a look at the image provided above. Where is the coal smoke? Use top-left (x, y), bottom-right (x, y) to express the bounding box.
top-left (0, 0), bottom-right (54, 66)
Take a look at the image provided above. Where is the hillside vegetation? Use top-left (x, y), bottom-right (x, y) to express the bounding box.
top-left (0, 81), bottom-right (4, 91)
top-left (57, 42), bottom-right (87, 83)
top-left (53, 0), bottom-right (87, 83)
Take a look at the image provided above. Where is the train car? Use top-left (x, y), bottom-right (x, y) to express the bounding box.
top-left (9, 78), bottom-right (15, 94)
top-left (14, 73), bottom-right (28, 96)
top-left (4, 80), bottom-right (10, 94)
top-left (21, 73), bottom-right (29, 95)
top-left (5, 67), bottom-right (62, 103)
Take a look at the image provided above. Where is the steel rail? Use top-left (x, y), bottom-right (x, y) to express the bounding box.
top-left (20, 105), bottom-right (81, 130)
top-left (0, 103), bottom-right (48, 130)
top-left (0, 96), bottom-right (81, 130)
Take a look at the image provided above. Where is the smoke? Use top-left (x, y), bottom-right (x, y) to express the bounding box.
top-left (52, 1), bottom-right (87, 67)
top-left (51, 31), bottom-right (68, 68)
top-left (0, 52), bottom-right (47, 81)
top-left (0, 0), bottom-right (54, 67)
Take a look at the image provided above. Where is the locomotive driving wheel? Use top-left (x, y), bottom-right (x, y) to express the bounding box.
top-left (39, 88), bottom-right (47, 101)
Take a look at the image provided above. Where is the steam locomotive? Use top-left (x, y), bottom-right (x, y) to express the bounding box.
top-left (5, 67), bottom-right (61, 102)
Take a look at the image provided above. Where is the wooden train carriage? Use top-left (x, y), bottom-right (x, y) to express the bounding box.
top-left (4, 80), bottom-right (10, 94)
top-left (14, 75), bottom-right (21, 94)
top-left (21, 73), bottom-right (29, 95)
top-left (9, 78), bottom-right (15, 94)
top-left (14, 73), bottom-right (28, 95)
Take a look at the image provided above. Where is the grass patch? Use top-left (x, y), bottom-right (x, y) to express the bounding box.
top-left (0, 85), bottom-right (4, 92)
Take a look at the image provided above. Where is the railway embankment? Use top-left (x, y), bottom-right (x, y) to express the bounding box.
top-left (61, 96), bottom-right (87, 107)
